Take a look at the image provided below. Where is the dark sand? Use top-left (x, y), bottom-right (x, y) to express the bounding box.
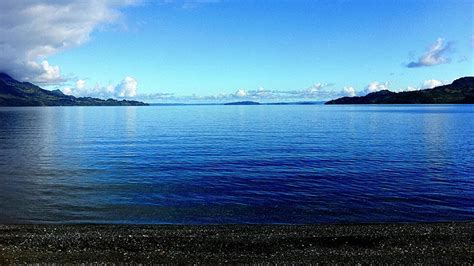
top-left (0, 223), bottom-right (472, 263)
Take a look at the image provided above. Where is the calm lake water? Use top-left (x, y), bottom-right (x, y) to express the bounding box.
top-left (0, 105), bottom-right (473, 224)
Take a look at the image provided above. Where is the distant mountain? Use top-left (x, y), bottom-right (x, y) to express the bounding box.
top-left (224, 101), bottom-right (261, 105)
top-left (326, 77), bottom-right (474, 104)
top-left (0, 73), bottom-right (148, 106)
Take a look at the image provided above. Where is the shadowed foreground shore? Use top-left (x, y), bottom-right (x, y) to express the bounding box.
top-left (0, 223), bottom-right (472, 263)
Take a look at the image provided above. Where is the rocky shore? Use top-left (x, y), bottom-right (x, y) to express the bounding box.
top-left (0, 223), bottom-right (472, 263)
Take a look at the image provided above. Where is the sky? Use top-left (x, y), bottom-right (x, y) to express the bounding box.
top-left (0, 0), bottom-right (472, 102)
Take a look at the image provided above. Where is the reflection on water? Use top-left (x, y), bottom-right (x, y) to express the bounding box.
top-left (0, 105), bottom-right (473, 224)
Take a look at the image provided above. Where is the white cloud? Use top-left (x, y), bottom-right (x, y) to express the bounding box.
top-left (25, 60), bottom-right (63, 84)
top-left (343, 86), bottom-right (356, 97)
top-left (223, 87), bottom-right (273, 100)
top-left (76, 79), bottom-right (86, 90)
top-left (117, 76), bottom-right (138, 97)
top-left (63, 87), bottom-right (74, 95)
top-left (362, 81), bottom-right (390, 95)
top-left (422, 79), bottom-right (444, 89)
top-left (0, 0), bottom-right (136, 85)
top-left (306, 83), bottom-right (324, 92)
top-left (406, 38), bottom-right (453, 68)
top-left (276, 83), bottom-right (336, 99)
top-left (63, 76), bottom-right (140, 99)
top-left (399, 79), bottom-right (446, 92)
top-left (299, 83), bottom-right (325, 97)
top-left (234, 89), bottom-right (247, 98)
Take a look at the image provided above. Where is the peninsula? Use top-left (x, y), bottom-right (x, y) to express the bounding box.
top-left (326, 77), bottom-right (474, 104)
top-left (0, 73), bottom-right (148, 106)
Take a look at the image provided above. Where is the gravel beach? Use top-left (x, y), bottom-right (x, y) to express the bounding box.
top-left (0, 223), bottom-right (472, 263)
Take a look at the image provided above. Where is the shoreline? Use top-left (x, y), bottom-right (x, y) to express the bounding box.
top-left (0, 222), bottom-right (472, 263)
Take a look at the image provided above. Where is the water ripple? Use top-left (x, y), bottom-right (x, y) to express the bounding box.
top-left (0, 105), bottom-right (473, 224)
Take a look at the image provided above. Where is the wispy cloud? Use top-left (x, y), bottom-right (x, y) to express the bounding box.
top-left (458, 55), bottom-right (469, 63)
top-left (406, 38), bottom-right (453, 68)
top-left (182, 0), bottom-right (221, 9)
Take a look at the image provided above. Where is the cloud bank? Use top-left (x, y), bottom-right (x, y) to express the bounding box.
top-left (126, 83), bottom-right (364, 102)
top-left (406, 38), bottom-right (453, 68)
top-left (61, 78), bottom-right (367, 102)
top-left (0, 0), bottom-right (136, 85)
top-left (62, 77), bottom-right (448, 102)
top-left (63, 76), bottom-right (139, 99)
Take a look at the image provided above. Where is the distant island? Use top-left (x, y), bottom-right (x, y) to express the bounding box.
top-left (326, 77), bottom-right (474, 104)
top-left (0, 73), bottom-right (148, 106)
top-left (224, 101), bottom-right (261, 105)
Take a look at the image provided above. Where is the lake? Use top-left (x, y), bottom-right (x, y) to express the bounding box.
top-left (0, 105), bottom-right (473, 224)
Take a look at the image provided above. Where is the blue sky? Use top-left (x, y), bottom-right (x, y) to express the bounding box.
top-left (1, 0), bottom-right (472, 102)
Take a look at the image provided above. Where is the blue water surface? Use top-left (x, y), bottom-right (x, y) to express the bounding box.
top-left (0, 105), bottom-right (473, 224)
